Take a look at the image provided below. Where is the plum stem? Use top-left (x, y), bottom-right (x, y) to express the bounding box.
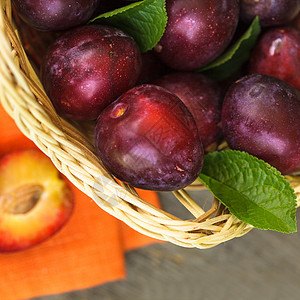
top-left (0, 184), bottom-right (44, 214)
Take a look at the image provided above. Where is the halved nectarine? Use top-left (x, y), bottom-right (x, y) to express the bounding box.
top-left (0, 149), bottom-right (74, 252)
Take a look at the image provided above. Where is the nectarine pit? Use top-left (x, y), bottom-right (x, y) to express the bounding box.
top-left (1, 184), bottom-right (44, 214)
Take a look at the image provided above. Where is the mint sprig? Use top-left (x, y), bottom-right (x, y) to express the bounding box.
top-left (199, 150), bottom-right (297, 233)
top-left (199, 16), bottom-right (261, 81)
top-left (90, 0), bottom-right (167, 53)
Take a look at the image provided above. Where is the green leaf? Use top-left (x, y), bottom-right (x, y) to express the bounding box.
top-left (199, 16), bottom-right (261, 81)
top-left (198, 150), bottom-right (297, 233)
top-left (90, 0), bottom-right (167, 53)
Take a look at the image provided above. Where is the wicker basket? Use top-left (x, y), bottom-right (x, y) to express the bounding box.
top-left (1, 1), bottom-right (299, 249)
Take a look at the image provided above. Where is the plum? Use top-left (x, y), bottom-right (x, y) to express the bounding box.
top-left (136, 51), bottom-right (169, 85)
top-left (289, 11), bottom-right (300, 30)
top-left (94, 84), bottom-right (204, 191)
top-left (222, 74), bottom-right (300, 174)
top-left (154, 72), bottom-right (223, 150)
top-left (154, 0), bottom-right (239, 71)
top-left (240, 0), bottom-right (300, 27)
top-left (94, 0), bottom-right (127, 14)
top-left (41, 25), bottom-right (141, 120)
top-left (12, 0), bottom-right (101, 31)
top-left (248, 27), bottom-right (300, 90)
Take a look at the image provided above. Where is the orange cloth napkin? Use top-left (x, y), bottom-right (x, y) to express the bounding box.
top-left (0, 102), bottom-right (161, 300)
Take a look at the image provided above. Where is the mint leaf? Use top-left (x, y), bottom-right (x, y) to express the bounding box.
top-left (198, 150), bottom-right (297, 233)
top-left (90, 0), bottom-right (167, 53)
top-left (199, 17), bottom-right (261, 81)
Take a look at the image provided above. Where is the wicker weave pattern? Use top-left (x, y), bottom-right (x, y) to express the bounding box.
top-left (0, 1), bottom-right (299, 249)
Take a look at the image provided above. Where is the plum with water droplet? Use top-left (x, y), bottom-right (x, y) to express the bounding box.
top-left (248, 27), bottom-right (300, 90)
top-left (222, 74), bottom-right (300, 174)
top-left (94, 84), bottom-right (204, 191)
top-left (154, 0), bottom-right (239, 70)
top-left (41, 25), bottom-right (141, 120)
top-left (12, 0), bottom-right (101, 31)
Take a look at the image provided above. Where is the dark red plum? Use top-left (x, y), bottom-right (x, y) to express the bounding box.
top-left (222, 74), bottom-right (300, 174)
top-left (12, 0), bottom-right (101, 31)
top-left (94, 84), bottom-right (204, 191)
top-left (136, 51), bottom-right (169, 85)
top-left (240, 0), bottom-right (300, 27)
top-left (93, 0), bottom-right (127, 14)
top-left (154, 72), bottom-right (223, 151)
top-left (41, 25), bottom-right (141, 120)
top-left (289, 12), bottom-right (300, 30)
top-left (248, 27), bottom-right (300, 90)
top-left (154, 0), bottom-right (239, 70)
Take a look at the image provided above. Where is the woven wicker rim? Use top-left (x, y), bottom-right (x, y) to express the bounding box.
top-left (0, 1), bottom-right (299, 249)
